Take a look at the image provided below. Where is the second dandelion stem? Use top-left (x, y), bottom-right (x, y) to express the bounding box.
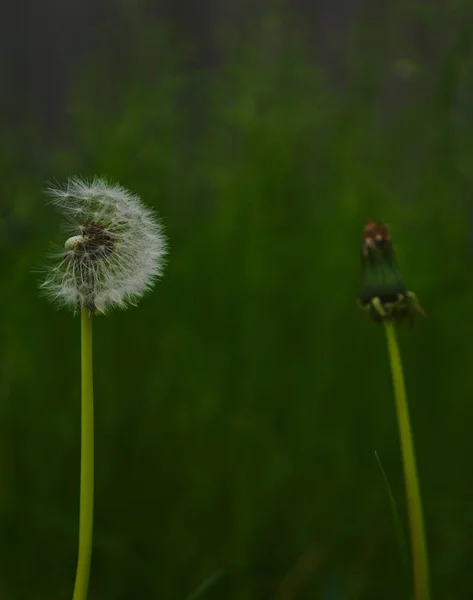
top-left (384, 321), bottom-right (430, 600)
top-left (72, 310), bottom-right (95, 600)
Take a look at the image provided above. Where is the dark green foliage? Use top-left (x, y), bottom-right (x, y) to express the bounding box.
top-left (1, 6), bottom-right (473, 600)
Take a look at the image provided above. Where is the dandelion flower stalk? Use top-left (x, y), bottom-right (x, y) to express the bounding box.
top-left (358, 220), bottom-right (429, 600)
top-left (40, 177), bottom-right (167, 599)
top-left (73, 309), bottom-right (94, 600)
top-left (384, 320), bottom-right (429, 600)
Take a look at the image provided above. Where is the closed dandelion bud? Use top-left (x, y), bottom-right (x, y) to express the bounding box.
top-left (40, 177), bottom-right (167, 314)
top-left (358, 219), bottom-right (425, 326)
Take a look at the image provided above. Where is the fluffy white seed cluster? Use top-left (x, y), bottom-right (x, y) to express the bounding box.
top-left (41, 177), bottom-right (167, 314)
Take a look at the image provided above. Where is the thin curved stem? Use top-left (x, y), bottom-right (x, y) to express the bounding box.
top-left (384, 321), bottom-right (430, 600)
top-left (72, 310), bottom-right (95, 600)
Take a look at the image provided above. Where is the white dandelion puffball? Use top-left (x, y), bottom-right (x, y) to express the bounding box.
top-left (41, 177), bottom-right (167, 314)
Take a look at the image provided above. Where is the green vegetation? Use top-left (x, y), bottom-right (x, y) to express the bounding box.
top-left (1, 7), bottom-right (473, 600)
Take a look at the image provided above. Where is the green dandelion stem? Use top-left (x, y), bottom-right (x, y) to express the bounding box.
top-left (384, 321), bottom-right (430, 600)
top-left (72, 309), bottom-right (95, 600)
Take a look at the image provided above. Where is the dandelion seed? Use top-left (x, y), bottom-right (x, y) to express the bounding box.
top-left (40, 177), bottom-right (167, 314)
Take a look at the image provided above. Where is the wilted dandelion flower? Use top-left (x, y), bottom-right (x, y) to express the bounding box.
top-left (358, 219), bottom-right (425, 326)
top-left (41, 177), bottom-right (167, 314)
top-left (358, 219), bottom-right (431, 600)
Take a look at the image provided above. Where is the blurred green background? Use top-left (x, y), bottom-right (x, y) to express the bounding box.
top-left (2, 2), bottom-right (473, 599)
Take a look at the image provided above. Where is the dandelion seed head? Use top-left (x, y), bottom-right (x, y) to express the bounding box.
top-left (40, 176), bottom-right (167, 314)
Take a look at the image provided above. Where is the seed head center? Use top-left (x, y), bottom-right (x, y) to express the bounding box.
top-left (65, 222), bottom-right (115, 261)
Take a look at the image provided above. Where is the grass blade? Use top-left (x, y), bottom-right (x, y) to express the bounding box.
top-left (374, 450), bottom-right (410, 588)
